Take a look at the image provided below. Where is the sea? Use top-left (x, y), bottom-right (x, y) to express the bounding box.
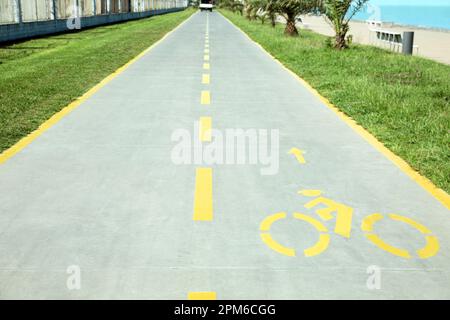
top-left (352, 5), bottom-right (450, 30)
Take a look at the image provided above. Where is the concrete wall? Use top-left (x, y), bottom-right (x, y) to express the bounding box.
top-left (0, 0), bottom-right (187, 43)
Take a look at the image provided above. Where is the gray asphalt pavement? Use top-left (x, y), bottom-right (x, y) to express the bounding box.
top-left (0, 11), bottom-right (449, 299)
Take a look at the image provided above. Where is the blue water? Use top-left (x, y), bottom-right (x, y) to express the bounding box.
top-left (352, 5), bottom-right (450, 30)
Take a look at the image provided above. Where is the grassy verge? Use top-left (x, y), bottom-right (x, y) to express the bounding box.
top-left (0, 8), bottom-right (194, 154)
top-left (220, 9), bottom-right (450, 194)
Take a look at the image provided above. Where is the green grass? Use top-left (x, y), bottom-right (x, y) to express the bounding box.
top-left (221, 10), bottom-right (450, 194)
top-left (0, 8), bottom-right (194, 153)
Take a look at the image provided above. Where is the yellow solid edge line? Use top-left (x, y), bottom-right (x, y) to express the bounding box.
top-left (188, 292), bottom-right (217, 300)
top-left (219, 12), bottom-right (450, 211)
top-left (199, 117), bottom-right (212, 142)
top-left (304, 234), bottom-right (330, 257)
top-left (201, 90), bottom-right (211, 105)
top-left (202, 73), bottom-right (210, 84)
top-left (260, 233), bottom-right (296, 257)
top-left (365, 234), bottom-right (411, 259)
top-left (193, 167), bottom-right (213, 221)
top-left (0, 11), bottom-right (196, 166)
top-left (203, 63), bottom-right (210, 70)
top-left (388, 213), bottom-right (432, 234)
top-left (417, 236), bottom-right (439, 259)
top-left (260, 212), bottom-right (287, 232)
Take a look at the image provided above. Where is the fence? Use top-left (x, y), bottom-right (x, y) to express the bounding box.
top-left (0, 0), bottom-right (187, 42)
top-left (1, 0), bottom-right (186, 23)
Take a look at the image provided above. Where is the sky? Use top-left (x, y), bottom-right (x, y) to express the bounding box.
top-left (369, 0), bottom-right (450, 5)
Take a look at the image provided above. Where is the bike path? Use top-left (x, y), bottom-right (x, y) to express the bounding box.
top-left (0, 11), bottom-right (448, 299)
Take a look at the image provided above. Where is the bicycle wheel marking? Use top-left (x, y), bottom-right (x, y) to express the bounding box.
top-left (293, 213), bottom-right (330, 257)
top-left (361, 213), bottom-right (383, 232)
top-left (362, 213), bottom-right (439, 259)
top-left (260, 212), bottom-right (295, 257)
top-left (389, 214), bottom-right (432, 234)
top-left (260, 233), bottom-right (296, 257)
top-left (260, 212), bottom-right (296, 257)
top-left (259, 212), bottom-right (330, 258)
top-left (418, 236), bottom-right (440, 259)
top-left (365, 233), bottom-right (411, 259)
top-left (260, 212), bottom-right (286, 232)
top-left (304, 234), bottom-right (330, 257)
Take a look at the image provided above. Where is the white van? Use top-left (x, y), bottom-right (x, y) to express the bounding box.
top-left (199, 0), bottom-right (214, 11)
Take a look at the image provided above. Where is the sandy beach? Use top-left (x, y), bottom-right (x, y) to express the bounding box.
top-left (298, 15), bottom-right (450, 65)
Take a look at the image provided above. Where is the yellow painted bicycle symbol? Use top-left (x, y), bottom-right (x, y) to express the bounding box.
top-left (260, 190), bottom-right (440, 259)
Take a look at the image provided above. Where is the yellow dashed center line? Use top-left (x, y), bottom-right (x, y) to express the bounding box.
top-left (201, 90), bottom-right (211, 105)
top-left (188, 292), bottom-right (217, 300)
top-left (189, 10), bottom-right (215, 298)
top-left (193, 168), bottom-right (213, 221)
top-left (199, 116), bottom-right (212, 141)
top-left (202, 74), bottom-right (210, 84)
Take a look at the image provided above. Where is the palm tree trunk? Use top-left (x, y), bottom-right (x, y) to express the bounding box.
top-left (284, 12), bottom-right (298, 36)
top-left (334, 32), bottom-right (347, 49)
top-left (334, 23), bottom-right (349, 50)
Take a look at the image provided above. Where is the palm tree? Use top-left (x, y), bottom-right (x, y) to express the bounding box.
top-left (220, 0), bottom-right (244, 14)
top-left (265, 0), bottom-right (278, 27)
top-left (323, 0), bottom-right (369, 49)
top-left (270, 0), bottom-right (322, 36)
top-left (244, 1), bottom-right (258, 20)
top-left (252, 0), bottom-right (273, 25)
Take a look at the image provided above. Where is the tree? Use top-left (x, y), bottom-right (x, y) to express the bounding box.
top-left (252, 0), bottom-right (273, 25)
top-left (244, 0), bottom-right (259, 20)
top-left (240, 0), bottom-right (276, 26)
top-left (264, 0), bottom-right (278, 27)
top-left (269, 0), bottom-right (322, 36)
top-left (323, 0), bottom-right (369, 49)
top-left (219, 0), bottom-right (244, 15)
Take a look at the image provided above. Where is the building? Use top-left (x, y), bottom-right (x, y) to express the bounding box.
top-left (0, 0), bottom-right (188, 43)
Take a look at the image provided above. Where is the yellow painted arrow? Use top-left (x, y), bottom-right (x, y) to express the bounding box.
top-left (288, 148), bottom-right (306, 164)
